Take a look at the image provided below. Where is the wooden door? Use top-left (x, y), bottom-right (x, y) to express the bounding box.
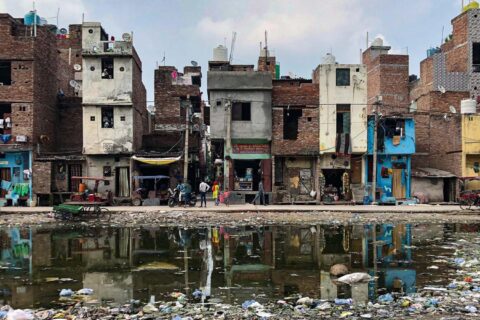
top-left (0, 167), bottom-right (11, 197)
top-left (392, 169), bottom-right (406, 199)
top-left (350, 157), bottom-right (362, 184)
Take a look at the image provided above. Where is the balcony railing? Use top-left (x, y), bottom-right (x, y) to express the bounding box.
top-left (82, 41), bottom-right (132, 55)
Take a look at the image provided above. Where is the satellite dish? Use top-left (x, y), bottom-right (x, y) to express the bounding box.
top-left (59, 28), bottom-right (68, 35)
top-left (191, 60), bottom-right (198, 67)
top-left (73, 64), bottom-right (82, 71)
top-left (122, 33), bottom-right (132, 41)
top-left (438, 85), bottom-right (446, 94)
top-left (449, 105), bottom-right (457, 114)
top-left (69, 80), bottom-right (81, 91)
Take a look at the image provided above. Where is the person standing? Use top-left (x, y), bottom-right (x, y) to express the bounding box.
top-left (199, 180), bottom-right (210, 207)
top-left (212, 181), bottom-right (219, 206)
top-left (251, 179), bottom-right (266, 205)
top-left (183, 181), bottom-right (192, 207)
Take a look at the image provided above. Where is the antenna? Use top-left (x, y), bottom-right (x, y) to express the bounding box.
top-left (265, 30), bottom-right (268, 52)
top-left (438, 85), bottom-right (446, 94)
top-left (366, 31), bottom-right (369, 49)
top-left (449, 105), bottom-right (457, 114)
top-left (441, 25), bottom-right (445, 45)
top-left (191, 60), bottom-right (198, 67)
top-left (229, 31), bottom-right (237, 63)
top-left (56, 7), bottom-right (60, 28)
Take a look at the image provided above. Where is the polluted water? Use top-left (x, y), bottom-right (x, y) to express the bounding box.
top-left (1, 223), bottom-right (480, 318)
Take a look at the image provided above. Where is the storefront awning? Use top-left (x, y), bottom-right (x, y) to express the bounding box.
top-left (132, 156), bottom-right (181, 166)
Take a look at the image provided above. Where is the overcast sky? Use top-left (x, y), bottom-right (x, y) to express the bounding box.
top-left (1, 0), bottom-right (462, 103)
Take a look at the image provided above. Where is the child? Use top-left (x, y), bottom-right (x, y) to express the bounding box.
top-left (223, 188), bottom-right (230, 206)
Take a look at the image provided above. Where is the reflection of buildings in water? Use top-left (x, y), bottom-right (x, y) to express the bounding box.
top-left (83, 272), bottom-right (133, 303)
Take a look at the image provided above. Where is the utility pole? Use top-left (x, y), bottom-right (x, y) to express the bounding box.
top-left (371, 96), bottom-right (382, 203)
top-left (183, 95), bottom-right (191, 182)
top-left (224, 99), bottom-right (232, 190)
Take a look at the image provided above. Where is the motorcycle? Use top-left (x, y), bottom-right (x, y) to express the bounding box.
top-left (168, 187), bottom-right (197, 207)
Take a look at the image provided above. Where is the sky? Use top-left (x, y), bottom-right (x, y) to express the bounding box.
top-left (0, 0), bottom-right (463, 103)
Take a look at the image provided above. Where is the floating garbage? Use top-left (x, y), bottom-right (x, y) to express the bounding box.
top-left (6, 310), bottom-right (33, 320)
top-left (76, 288), bottom-right (93, 295)
top-left (334, 298), bottom-right (353, 305)
top-left (377, 293), bottom-right (393, 303)
top-left (337, 272), bottom-right (372, 285)
top-left (58, 289), bottom-right (73, 297)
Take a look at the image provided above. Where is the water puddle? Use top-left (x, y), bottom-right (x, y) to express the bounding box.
top-left (0, 223), bottom-right (474, 309)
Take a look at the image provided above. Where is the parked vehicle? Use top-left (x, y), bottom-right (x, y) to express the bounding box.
top-left (67, 176), bottom-right (113, 206)
top-left (168, 187), bottom-right (197, 207)
top-left (458, 177), bottom-right (480, 210)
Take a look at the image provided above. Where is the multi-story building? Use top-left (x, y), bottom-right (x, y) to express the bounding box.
top-left (0, 13), bottom-right (85, 206)
top-left (408, 5), bottom-right (480, 197)
top-left (208, 46), bottom-right (273, 204)
top-left (271, 77), bottom-right (320, 204)
top-left (81, 22), bottom-right (146, 198)
top-left (366, 116), bottom-right (415, 203)
top-left (135, 65), bottom-right (205, 192)
top-left (312, 54), bottom-right (368, 202)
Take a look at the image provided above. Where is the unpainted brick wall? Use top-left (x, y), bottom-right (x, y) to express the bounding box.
top-left (271, 80), bottom-right (319, 155)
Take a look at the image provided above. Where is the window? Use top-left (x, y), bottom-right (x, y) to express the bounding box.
top-left (101, 107), bottom-right (114, 128)
top-left (216, 100), bottom-right (222, 107)
top-left (336, 68), bottom-right (350, 86)
top-left (120, 116), bottom-right (125, 121)
top-left (0, 61), bottom-right (12, 85)
top-left (101, 58), bottom-right (114, 79)
top-left (336, 104), bottom-right (351, 134)
top-left (232, 102), bottom-right (251, 121)
top-left (473, 43), bottom-right (480, 72)
top-left (0, 104), bottom-right (12, 135)
top-left (192, 75), bottom-right (201, 86)
top-left (283, 108), bottom-right (302, 140)
top-left (90, 116), bottom-right (95, 121)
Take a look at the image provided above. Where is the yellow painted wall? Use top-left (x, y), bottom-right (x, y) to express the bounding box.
top-left (462, 115), bottom-right (480, 180)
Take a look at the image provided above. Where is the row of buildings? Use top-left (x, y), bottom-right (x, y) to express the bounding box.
top-left (0, 5), bottom-right (480, 206)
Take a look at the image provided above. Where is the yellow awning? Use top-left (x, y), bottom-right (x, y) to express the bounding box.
top-left (132, 156), bottom-right (181, 166)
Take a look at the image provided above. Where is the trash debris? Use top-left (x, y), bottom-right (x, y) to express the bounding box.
top-left (337, 272), bottom-right (372, 285)
top-left (6, 310), bottom-right (33, 320)
top-left (377, 293), bottom-right (393, 303)
top-left (58, 289), bottom-right (73, 297)
top-left (76, 288), bottom-right (93, 295)
top-left (334, 298), bottom-right (353, 305)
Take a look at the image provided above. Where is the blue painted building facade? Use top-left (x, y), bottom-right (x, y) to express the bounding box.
top-left (0, 151), bottom-right (32, 206)
top-left (366, 116), bottom-right (415, 202)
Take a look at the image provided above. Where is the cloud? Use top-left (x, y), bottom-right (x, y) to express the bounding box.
top-left (1, 0), bottom-right (86, 27)
top-left (196, 0), bottom-right (378, 67)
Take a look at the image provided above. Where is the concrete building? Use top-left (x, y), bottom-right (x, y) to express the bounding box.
top-left (207, 46), bottom-right (273, 204)
top-left (135, 65), bottom-right (206, 195)
top-left (313, 54), bottom-right (368, 203)
top-left (81, 22), bottom-right (146, 198)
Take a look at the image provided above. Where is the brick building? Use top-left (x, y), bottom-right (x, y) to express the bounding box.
top-left (408, 6), bottom-right (480, 199)
top-left (136, 65), bottom-right (206, 194)
top-left (271, 78), bottom-right (320, 203)
top-left (0, 14), bottom-right (86, 206)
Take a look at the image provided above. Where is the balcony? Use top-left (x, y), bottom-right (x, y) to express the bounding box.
top-left (82, 40), bottom-right (132, 56)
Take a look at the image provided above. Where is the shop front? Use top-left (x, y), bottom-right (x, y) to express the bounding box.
top-left (318, 154), bottom-right (364, 203)
top-left (0, 151), bottom-right (32, 206)
top-left (226, 143), bottom-right (272, 204)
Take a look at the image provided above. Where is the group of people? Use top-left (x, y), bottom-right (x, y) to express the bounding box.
top-left (176, 179), bottom-right (267, 207)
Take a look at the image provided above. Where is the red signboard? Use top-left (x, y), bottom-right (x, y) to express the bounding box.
top-left (232, 144), bottom-right (270, 154)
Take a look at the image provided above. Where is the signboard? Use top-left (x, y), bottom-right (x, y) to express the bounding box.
top-left (232, 144), bottom-right (270, 154)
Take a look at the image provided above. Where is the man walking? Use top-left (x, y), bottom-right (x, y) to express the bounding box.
top-left (251, 179), bottom-right (266, 205)
top-left (199, 180), bottom-right (210, 207)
